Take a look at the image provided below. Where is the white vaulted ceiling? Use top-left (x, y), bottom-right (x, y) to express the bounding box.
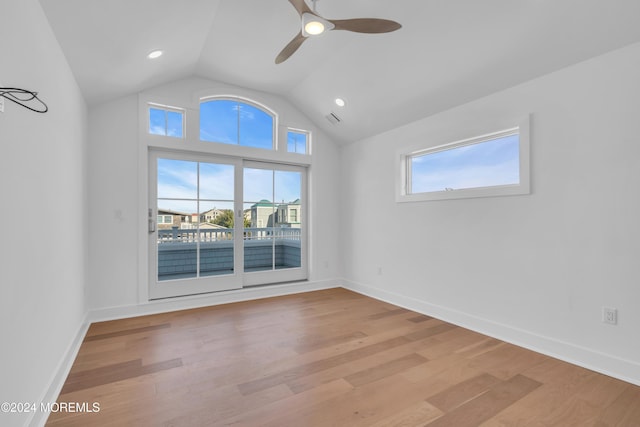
top-left (39, 0), bottom-right (640, 143)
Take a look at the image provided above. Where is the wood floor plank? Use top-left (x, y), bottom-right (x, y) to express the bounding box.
top-left (418, 327), bottom-right (492, 360)
top-left (367, 307), bottom-right (411, 320)
top-left (479, 379), bottom-right (598, 426)
top-left (405, 322), bottom-right (458, 341)
top-left (468, 342), bottom-right (550, 380)
top-left (286, 332), bottom-right (432, 393)
top-left (344, 353), bottom-right (429, 387)
top-left (369, 400), bottom-right (444, 427)
top-left (237, 336), bottom-right (411, 395)
top-left (83, 323), bottom-right (172, 341)
top-left (46, 288), bottom-right (640, 426)
top-left (427, 372), bottom-right (502, 412)
top-left (594, 384), bottom-right (640, 426)
top-left (534, 373), bottom-right (629, 426)
top-left (214, 378), bottom-right (355, 426)
top-left (426, 374), bottom-right (542, 427)
top-left (400, 353), bottom-right (485, 388)
top-left (291, 330), bottom-right (368, 354)
top-left (408, 314), bottom-right (433, 323)
top-left (261, 374), bottom-right (427, 427)
top-left (60, 358), bottom-right (182, 394)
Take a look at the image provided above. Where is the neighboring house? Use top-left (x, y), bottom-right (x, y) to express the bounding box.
top-left (249, 199), bottom-right (301, 229)
top-left (275, 199), bottom-right (301, 228)
top-left (200, 208), bottom-right (225, 223)
top-left (157, 209), bottom-right (192, 230)
top-left (250, 200), bottom-right (275, 228)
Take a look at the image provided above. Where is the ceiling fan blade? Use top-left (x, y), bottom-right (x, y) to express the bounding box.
top-left (276, 32), bottom-right (307, 64)
top-left (288, 0), bottom-right (313, 17)
top-left (330, 18), bottom-right (402, 34)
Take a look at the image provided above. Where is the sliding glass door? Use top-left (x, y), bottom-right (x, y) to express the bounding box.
top-left (243, 162), bottom-right (306, 286)
top-left (149, 152), bottom-right (306, 299)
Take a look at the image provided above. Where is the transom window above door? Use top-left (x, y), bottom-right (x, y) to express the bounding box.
top-left (200, 98), bottom-right (275, 150)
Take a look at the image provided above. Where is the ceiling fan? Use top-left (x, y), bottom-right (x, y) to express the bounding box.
top-left (276, 0), bottom-right (402, 64)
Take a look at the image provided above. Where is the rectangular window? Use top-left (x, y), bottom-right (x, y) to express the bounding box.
top-left (287, 130), bottom-right (309, 154)
top-left (398, 118), bottom-right (530, 202)
top-left (149, 105), bottom-right (184, 138)
top-left (157, 215), bottom-right (173, 224)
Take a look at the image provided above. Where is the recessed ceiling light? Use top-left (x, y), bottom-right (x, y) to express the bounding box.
top-left (147, 50), bottom-right (163, 59)
top-left (335, 98), bottom-right (346, 107)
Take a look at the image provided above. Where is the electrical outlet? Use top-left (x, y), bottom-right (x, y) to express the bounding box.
top-left (603, 307), bottom-right (618, 325)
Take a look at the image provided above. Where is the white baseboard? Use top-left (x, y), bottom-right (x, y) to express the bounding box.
top-left (28, 315), bottom-right (90, 427)
top-left (89, 279), bottom-right (340, 323)
top-left (341, 278), bottom-right (640, 387)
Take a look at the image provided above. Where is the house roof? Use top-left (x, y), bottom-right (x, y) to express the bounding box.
top-left (39, 0), bottom-right (640, 144)
top-left (157, 209), bottom-right (189, 216)
top-left (279, 199), bottom-right (301, 206)
top-left (252, 199), bottom-right (274, 208)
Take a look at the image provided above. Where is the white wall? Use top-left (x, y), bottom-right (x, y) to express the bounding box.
top-left (0, 1), bottom-right (88, 426)
top-left (88, 95), bottom-right (140, 309)
top-left (340, 42), bottom-right (640, 383)
top-left (87, 77), bottom-right (342, 312)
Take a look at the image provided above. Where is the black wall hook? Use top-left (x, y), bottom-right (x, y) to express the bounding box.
top-left (0, 87), bottom-right (48, 113)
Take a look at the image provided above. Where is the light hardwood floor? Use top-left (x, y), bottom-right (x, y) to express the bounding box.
top-left (47, 288), bottom-right (640, 426)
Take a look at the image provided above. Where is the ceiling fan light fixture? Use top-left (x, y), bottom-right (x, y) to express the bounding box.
top-left (305, 20), bottom-right (325, 35)
top-left (302, 13), bottom-right (334, 37)
top-left (335, 98), bottom-right (346, 107)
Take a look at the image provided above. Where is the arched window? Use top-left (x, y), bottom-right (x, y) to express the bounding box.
top-left (200, 98), bottom-right (275, 150)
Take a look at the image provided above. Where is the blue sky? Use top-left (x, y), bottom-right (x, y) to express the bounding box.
top-left (411, 134), bottom-right (520, 193)
top-left (287, 131), bottom-right (307, 154)
top-left (149, 108), bottom-right (183, 137)
top-left (200, 100), bottom-right (273, 149)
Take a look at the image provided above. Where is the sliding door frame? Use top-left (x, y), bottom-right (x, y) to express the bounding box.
top-left (148, 149), bottom-right (244, 299)
top-left (148, 150), bottom-right (308, 299)
top-left (242, 160), bottom-right (308, 287)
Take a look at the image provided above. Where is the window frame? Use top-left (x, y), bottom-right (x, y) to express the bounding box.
top-left (397, 116), bottom-right (530, 202)
top-left (241, 160), bottom-right (307, 287)
top-left (148, 103), bottom-right (185, 138)
top-left (286, 128), bottom-right (311, 155)
top-left (157, 215), bottom-right (173, 224)
top-left (199, 96), bottom-right (277, 151)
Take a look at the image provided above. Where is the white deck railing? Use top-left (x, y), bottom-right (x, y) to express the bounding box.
top-left (157, 227), bottom-right (300, 244)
